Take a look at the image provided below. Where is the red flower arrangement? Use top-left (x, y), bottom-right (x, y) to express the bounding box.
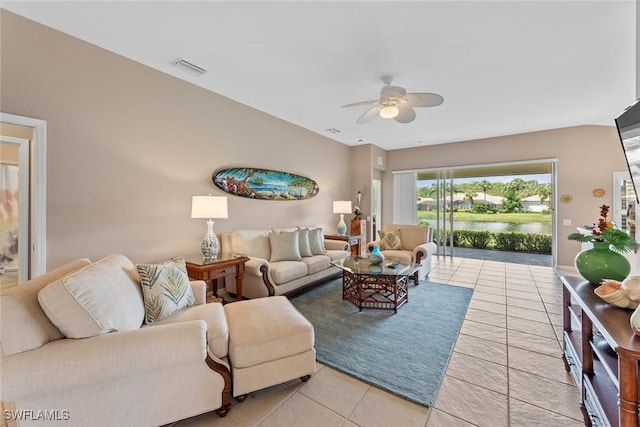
top-left (568, 205), bottom-right (637, 253)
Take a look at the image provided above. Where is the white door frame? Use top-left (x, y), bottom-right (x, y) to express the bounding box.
top-left (1, 136), bottom-right (29, 283)
top-left (1, 113), bottom-right (47, 279)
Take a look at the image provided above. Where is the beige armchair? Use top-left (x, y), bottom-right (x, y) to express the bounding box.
top-left (368, 224), bottom-right (437, 283)
top-left (0, 255), bottom-right (232, 427)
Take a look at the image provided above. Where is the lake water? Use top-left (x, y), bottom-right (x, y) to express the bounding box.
top-left (424, 220), bottom-right (551, 234)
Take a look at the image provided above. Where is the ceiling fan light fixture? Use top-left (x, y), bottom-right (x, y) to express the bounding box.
top-left (380, 105), bottom-right (399, 119)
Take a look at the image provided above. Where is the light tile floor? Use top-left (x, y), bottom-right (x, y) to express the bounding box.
top-left (173, 257), bottom-right (583, 426)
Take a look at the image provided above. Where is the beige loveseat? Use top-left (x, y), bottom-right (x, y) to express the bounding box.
top-left (368, 224), bottom-right (438, 283)
top-left (0, 255), bottom-right (232, 427)
top-left (220, 226), bottom-right (350, 299)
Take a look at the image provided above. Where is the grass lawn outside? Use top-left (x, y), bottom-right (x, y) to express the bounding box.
top-left (418, 210), bottom-right (552, 224)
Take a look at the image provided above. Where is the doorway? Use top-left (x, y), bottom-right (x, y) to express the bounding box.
top-left (371, 179), bottom-right (382, 243)
top-left (0, 113), bottom-right (47, 285)
top-left (613, 170), bottom-right (639, 241)
top-left (0, 136), bottom-right (29, 286)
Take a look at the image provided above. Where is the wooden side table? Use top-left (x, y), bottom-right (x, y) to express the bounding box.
top-left (184, 253), bottom-right (250, 301)
top-left (325, 234), bottom-right (362, 256)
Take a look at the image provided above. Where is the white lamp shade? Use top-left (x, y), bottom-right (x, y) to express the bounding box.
top-left (333, 200), bottom-right (352, 214)
top-left (191, 196), bottom-right (228, 219)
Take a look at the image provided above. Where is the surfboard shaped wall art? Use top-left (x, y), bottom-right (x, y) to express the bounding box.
top-left (213, 167), bottom-right (319, 200)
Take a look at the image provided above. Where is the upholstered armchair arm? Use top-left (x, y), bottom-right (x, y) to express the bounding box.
top-left (190, 280), bottom-right (207, 305)
top-left (1, 320), bottom-right (209, 401)
top-left (324, 239), bottom-right (349, 251)
top-left (413, 241), bottom-right (438, 263)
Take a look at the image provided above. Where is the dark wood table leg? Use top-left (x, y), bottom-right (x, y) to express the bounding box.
top-left (618, 355), bottom-right (639, 426)
top-left (235, 263), bottom-right (245, 301)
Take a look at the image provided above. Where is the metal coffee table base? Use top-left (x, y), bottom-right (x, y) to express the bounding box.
top-left (342, 271), bottom-right (409, 313)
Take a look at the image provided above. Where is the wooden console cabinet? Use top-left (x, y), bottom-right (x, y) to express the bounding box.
top-left (561, 275), bottom-right (640, 427)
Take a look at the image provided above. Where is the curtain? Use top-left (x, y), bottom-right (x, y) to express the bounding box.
top-left (392, 171), bottom-right (417, 225)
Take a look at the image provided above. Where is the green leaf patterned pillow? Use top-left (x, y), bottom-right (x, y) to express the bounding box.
top-left (136, 257), bottom-right (196, 324)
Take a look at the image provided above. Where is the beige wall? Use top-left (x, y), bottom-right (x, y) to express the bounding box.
top-left (0, 10), bottom-right (351, 268)
top-left (1, 9), bottom-right (637, 271)
top-left (387, 126), bottom-right (629, 266)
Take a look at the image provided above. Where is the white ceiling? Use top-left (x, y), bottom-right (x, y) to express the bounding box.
top-left (2, 1), bottom-right (637, 150)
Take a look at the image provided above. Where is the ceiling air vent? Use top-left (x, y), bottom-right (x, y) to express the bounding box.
top-left (171, 58), bottom-right (207, 76)
top-left (325, 128), bottom-right (341, 134)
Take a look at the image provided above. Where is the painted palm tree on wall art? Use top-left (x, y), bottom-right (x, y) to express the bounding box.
top-left (213, 167), bottom-right (319, 200)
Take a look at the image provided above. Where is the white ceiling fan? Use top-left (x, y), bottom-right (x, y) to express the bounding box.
top-left (342, 76), bottom-right (444, 124)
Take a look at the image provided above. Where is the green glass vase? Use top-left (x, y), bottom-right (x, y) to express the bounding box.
top-left (574, 242), bottom-right (631, 285)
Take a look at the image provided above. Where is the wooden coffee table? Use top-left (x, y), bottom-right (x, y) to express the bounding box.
top-left (331, 256), bottom-right (420, 313)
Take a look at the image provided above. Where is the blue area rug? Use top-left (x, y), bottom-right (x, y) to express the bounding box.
top-left (289, 278), bottom-right (473, 407)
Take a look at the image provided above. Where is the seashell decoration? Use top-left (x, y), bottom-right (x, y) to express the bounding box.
top-left (621, 276), bottom-right (640, 301)
top-left (594, 277), bottom-right (640, 309)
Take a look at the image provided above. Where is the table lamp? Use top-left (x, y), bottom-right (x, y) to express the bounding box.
top-left (191, 195), bottom-right (228, 259)
top-left (333, 200), bottom-right (352, 236)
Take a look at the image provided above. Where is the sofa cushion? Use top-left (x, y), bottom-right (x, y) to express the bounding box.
top-left (380, 249), bottom-right (413, 264)
top-left (379, 229), bottom-right (403, 250)
top-left (149, 302), bottom-right (228, 359)
top-left (269, 261), bottom-right (308, 285)
top-left (308, 228), bottom-right (326, 255)
top-left (136, 257), bottom-right (196, 324)
top-left (0, 258), bottom-right (91, 356)
top-left (325, 249), bottom-right (351, 262)
top-left (300, 255), bottom-right (331, 275)
top-left (298, 229), bottom-right (313, 257)
top-left (38, 254), bottom-right (145, 339)
top-left (269, 231), bottom-right (302, 262)
top-left (231, 229), bottom-right (271, 259)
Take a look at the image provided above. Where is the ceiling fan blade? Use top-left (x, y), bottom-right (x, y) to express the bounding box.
top-left (394, 106), bottom-right (416, 124)
top-left (405, 93), bottom-right (444, 107)
top-left (356, 105), bottom-right (382, 124)
top-left (341, 100), bottom-right (378, 108)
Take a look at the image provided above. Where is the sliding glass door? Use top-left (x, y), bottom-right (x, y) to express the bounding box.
top-left (398, 160), bottom-right (556, 264)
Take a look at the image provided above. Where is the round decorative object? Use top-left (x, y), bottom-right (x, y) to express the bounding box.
top-left (560, 194), bottom-right (573, 204)
top-left (630, 305), bottom-right (640, 336)
top-left (592, 188), bottom-right (606, 198)
top-left (369, 245), bottom-right (385, 265)
top-left (574, 242), bottom-right (631, 285)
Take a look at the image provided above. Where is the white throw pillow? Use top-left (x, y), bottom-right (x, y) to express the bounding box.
top-left (136, 257), bottom-right (196, 324)
top-left (269, 231), bottom-right (302, 262)
top-left (231, 229), bottom-right (271, 259)
top-left (38, 254), bottom-right (145, 339)
top-left (298, 228), bottom-right (313, 257)
top-left (308, 228), bottom-right (326, 255)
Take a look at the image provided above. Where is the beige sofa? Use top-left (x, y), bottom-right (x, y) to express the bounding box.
top-left (220, 226), bottom-right (350, 299)
top-left (0, 255), bottom-right (232, 427)
top-left (368, 224), bottom-right (438, 283)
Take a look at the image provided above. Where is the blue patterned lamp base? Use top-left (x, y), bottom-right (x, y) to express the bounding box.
top-left (201, 219), bottom-right (220, 259)
top-left (336, 214), bottom-right (347, 236)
